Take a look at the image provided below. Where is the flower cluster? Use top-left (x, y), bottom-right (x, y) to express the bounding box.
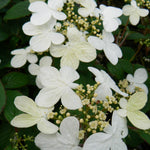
top-left (10, 0), bottom-right (150, 149)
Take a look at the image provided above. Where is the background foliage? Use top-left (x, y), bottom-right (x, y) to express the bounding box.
top-left (0, 0), bottom-right (150, 149)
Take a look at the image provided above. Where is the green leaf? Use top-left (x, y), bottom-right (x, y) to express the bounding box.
top-left (0, 24), bottom-right (10, 41)
top-left (122, 46), bottom-right (135, 60)
top-left (4, 1), bottom-right (30, 20)
top-left (0, 121), bottom-right (14, 149)
top-left (0, 0), bottom-right (11, 9)
top-left (4, 90), bottom-right (22, 122)
top-left (2, 72), bottom-right (29, 89)
top-left (137, 130), bottom-right (150, 144)
top-left (0, 80), bottom-right (6, 113)
top-left (127, 32), bottom-right (146, 40)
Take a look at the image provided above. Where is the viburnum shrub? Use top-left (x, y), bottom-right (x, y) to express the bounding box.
top-left (0, 0), bottom-right (150, 150)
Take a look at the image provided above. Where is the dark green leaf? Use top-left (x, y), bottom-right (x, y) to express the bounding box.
top-left (122, 46), bottom-right (135, 60)
top-left (4, 1), bottom-right (30, 20)
top-left (0, 24), bottom-right (10, 41)
top-left (0, 121), bottom-right (14, 149)
top-left (0, 0), bottom-right (11, 9)
top-left (127, 32), bottom-right (146, 40)
top-left (137, 130), bottom-right (150, 144)
top-left (4, 90), bottom-right (22, 122)
top-left (0, 80), bottom-right (6, 113)
top-left (2, 72), bottom-right (29, 89)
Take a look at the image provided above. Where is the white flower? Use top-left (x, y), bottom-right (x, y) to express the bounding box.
top-left (35, 117), bottom-right (82, 150)
top-left (99, 4), bottom-right (122, 32)
top-left (88, 30), bottom-right (122, 65)
top-left (77, 0), bottom-right (100, 17)
top-left (122, 0), bottom-right (149, 25)
top-left (11, 96), bottom-right (58, 134)
top-left (88, 67), bottom-right (128, 100)
top-left (117, 92), bottom-right (150, 130)
top-left (28, 56), bottom-right (53, 89)
top-left (126, 68), bottom-right (148, 94)
top-left (35, 66), bottom-right (82, 110)
top-left (29, 0), bottom-right (67, 25)
top-left (83, 111), bottom-right (128, 150)
top-left (23, 19), bottom-right (65, 52)
top-left (50, 27), bottom-right (96, 69)
top-left (11, 46), bottom-right (38, 68)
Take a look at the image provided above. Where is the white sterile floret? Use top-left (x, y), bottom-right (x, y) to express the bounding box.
top-left (35, 66), bottom-right (82, 110)
top-left (117, 92), bottom-right (150, 130)
top-left (88, 30), bottom-right (122, 65)
top-left (50, 27), bottom-right (96, 69)
top-left (23, 18), bottom-right (65, 52)
top-left (126, 68), bottom-right (148, 94)
top-left (99, 4), bottom-right (122, 32)
top-left (11, 96), bottom-right (58, 134)
top-left (83, 111), bottom-right (128, 150)
top-left (122, 0), bottom-right (149, 25)
top-left (11, 46), bottom-right (38, 68)
top-left (88, 67), bottom-right (128, 101)
top-left (77, 0), bottom-right (100, 17)
top-left (35, 117), bottom-right (82, 150)
top-left (28, 56), bottom-right (53, 89)
top-left (28, 0), bottom-right (67, 25)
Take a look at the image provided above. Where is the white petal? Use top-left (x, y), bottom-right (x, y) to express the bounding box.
top-left (27, 53), bottom-right (38, 63)
top-left (137, 8), bottom-right (149, 17)
top-left (28, 63), bottom-right (39, 75)
top-left (111, 138), bottom-right (128, 150)
top-left (83, 133), bottom-right (111, 150)
top-left (35, 133), bottom-right (64, 150)
top-left (122, 5), bottom-right (134, 16)
top-left (36, 76), bottom-right (44, 89)
top-left (50, 45), bottom-right (66, 57)
top-left (78, 8), bottom-right (91, 17)
top-left (129, 14), bottom-right (140, 25)
top-left (11, 49), bottom-right (25, 55)
top-left (11, 114), bottom-right (40, 128)
top-left (134, 83), bottom-right (148, 94)
top-left (75, 41), bottom-right (96, 62)
top-left (61, 88), bottom-right (82, 110)
top-left (119, 98), bottom-right (128, 109)
top-left (35, 87), bottom-right (62, 107)
top-left (39, 56), bottom-right (52, 66)
top-left (127, 110), bottom-right (150, 130)
top-left (14, 96), bottom-right (41, 116)
top-left (134, 68), bottom-right (148, 83)
top-left (30, 33), bottom-right (51, 52)
top-left (102, 30), bottom-right (114, 42)
top-left (60, 66), bottom-right (79, 83)
top-left (50, 32), bottom-right (65, 45)
top-left (95, 84), bottom-right (112, 100)
top-left (37, 118), bottom-right (58, 134)
top-left (52, 11), bottom-right (67, 20)
top-left (11, 55), bottom-right (26, 68)
top-left (22, 22), bottom-right (42, 36)
top-left (61, 52), bottom-right (80, 69)
top-left (88, 36), bottom-right (104, 50)
top-left (127, 92), bottom-right (147, 111)
top-left (88, 67), bottom-right (104, 83)
top-left (126, 74), bottom-right (134, 82)
top-left (60, 117), bottom-right (79, 145)
top-left (117, 109), bottom-right (127, 117)
top-left (29, 1), bottom-right (48, 12)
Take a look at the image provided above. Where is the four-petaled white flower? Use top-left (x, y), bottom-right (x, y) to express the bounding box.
top-left (122, 0), bottom-right (149, 25)
top-left (11, 96), bottom-right (58, 134)
top-left (83, 111), bottom-right (128, 150)
top-left (88, 30), bottom-right (122, 65)
top-left (35, 66), bottom-right (82, 110)
top-left (50, 27), bottom-right (96, 69)
top-left (23, 18), bottom-right (65, 52)
top-left (11, 46), bottom-right (38, 68)
top-left (126, 68), bottom-right (148, 94)
top-left (88, 67), bottom-right (128, 100)
top-left (117, 92), bottom-right (150, 130)
top-left (28, 56), bottom-right (53, 89)
top-left (76, 0), bottom-right (100, 17)
top-left (99, 4), bottom-right (122, 32)
top-left (28, 0), bottom-right (67, 25)
top-left (35, 117), bottom-right (82, 150)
